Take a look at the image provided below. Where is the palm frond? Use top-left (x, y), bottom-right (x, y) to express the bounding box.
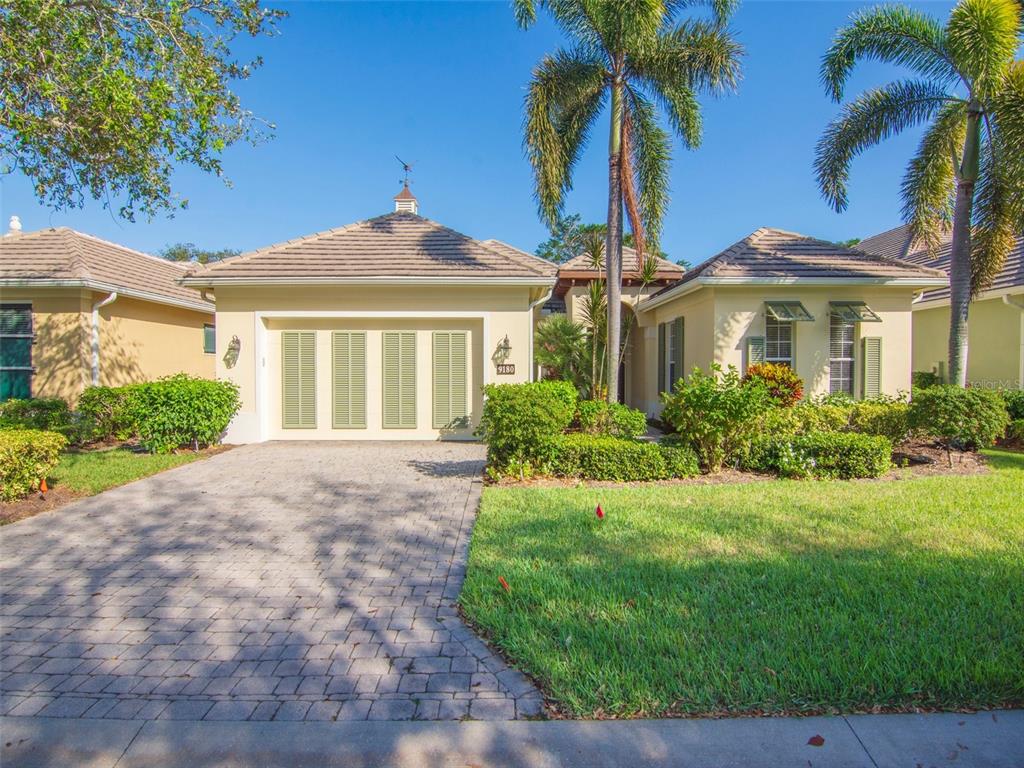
top-left (821, 5), bottom-right (958, 102)
top-left (620, 114), bottom-right (648, 259)
top-left (624, 88), bottom-right (672, 249)
top-left (581, 228), bottom-right (606, 271)
top-left (900, 101), bottom-right (967, 253)
top-left (664, 0), bottom-right (740, 27)
top-left (631, 19), bottom-right (743, 100)
top-left (815, 79), bottom-right (959, 212)
top-left (512, 0), bottom-right (538, 28)
top-left (524, 47), bottom-right (607, 226)
top-left (947, 0), bottom-right (1021, 99)
top-left (971, 142), bottom-right (1019, 296)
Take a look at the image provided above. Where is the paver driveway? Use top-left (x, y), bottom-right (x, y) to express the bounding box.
top-left (0, 442), bottom-right (541, 722)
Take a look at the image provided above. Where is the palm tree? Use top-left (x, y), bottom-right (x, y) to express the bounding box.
top-left (815, 0), bottom-right (1024, 387)
top-left (517, 0), bottom-right (742, 402)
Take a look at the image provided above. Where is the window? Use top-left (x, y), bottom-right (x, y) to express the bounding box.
top-left (281, 331), bottom-right (316, 429)
top-left (0, 304), bottom-right (33, 401)
top-left (657, 318), bottom-right (684, 392)
top-left (203, 324), bottom-right (215, 354)
top-left (829, 315), bottom-right (855, 395)
top-left (383, 331), bottom-right (416, 429)
top-left (765, 316), bottom-right (793, 367)
top-left (765, 301), bottom-right (814, 322)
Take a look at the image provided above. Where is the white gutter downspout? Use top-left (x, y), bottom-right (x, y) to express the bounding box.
top-left (1003, 295), bottom-right (1024, 390)
top-left (91, 292), bottom-right (118, 385)
top-left (527, 286), bottom-right (555, 382)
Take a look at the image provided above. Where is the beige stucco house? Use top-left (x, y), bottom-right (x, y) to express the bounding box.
top-left (181, 189), bottom-right (556, 443)
top-left (0, 220), bottom-right (215, 403)
top-left (558, 228), bottom-right (947, 416)
top-left (860, 225), bottom-right (1024, 390)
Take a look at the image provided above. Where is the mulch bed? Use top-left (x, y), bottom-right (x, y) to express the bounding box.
top-left (890, 438), bottom-right (990, 477)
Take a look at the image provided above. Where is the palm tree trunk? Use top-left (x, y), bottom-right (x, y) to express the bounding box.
top-left (605, 74), bottom-right (624, 404)
top-left (948, 101), bottom-right (981, 387)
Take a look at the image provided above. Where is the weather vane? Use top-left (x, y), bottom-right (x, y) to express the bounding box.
top-left (395, 155), bottom-right (415, 187)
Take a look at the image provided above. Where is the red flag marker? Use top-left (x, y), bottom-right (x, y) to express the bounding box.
top-left (498, 576), bottom-right (511, 594)
top-left (595, 504), bottom-right (604, 520)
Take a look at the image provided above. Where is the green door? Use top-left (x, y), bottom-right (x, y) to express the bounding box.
top-left (0, 305), bottom-right (33, 401)
top-left (383, 331), bottom-right (416, 428)
top-left (282, 331), bottom-right (316, 429)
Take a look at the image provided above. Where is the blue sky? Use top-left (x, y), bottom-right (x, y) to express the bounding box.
top-left (0, 0), bottom-right (954, 264)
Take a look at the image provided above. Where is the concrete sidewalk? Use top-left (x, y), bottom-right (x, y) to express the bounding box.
top-left (3, 710), bottom-right (1022, 767)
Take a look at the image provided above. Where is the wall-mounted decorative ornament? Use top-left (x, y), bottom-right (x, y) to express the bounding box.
top-left (223, 335), bottom-right (241, 369)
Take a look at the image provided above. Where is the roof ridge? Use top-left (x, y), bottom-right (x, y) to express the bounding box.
top-left (69, 229), bottom-right (191, 272)
top-left (60, 228), bottom-right (92, 281)
top-left (479, 239), bottom-right (551, 277)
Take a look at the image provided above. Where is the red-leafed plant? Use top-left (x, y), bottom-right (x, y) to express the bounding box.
top-left (744, 363), bottom-right (804, 407)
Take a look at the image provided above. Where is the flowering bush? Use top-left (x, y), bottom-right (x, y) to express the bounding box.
top-left (743, 362), bottom-right (804, 407)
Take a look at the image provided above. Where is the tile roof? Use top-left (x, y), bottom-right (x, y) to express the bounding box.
top-left (0, 227), bottom-right (213, 312)
top-left (858, 224), bottom-right (1023, 303)
top-left (643, 227), bottom-right (947, 307)
top-left (559, 247), bottom-right (683, 277)
top-left (184, 212), bottom-right (556, 283)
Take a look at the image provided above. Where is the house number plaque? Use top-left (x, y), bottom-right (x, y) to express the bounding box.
top-left (496, 363), bottom-right (516, 375)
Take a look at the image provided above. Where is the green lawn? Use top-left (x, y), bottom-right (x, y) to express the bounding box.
top-left (52, 448), bottom-right (212, 495)
top-left (461, 450), bottom-right (1024, 717)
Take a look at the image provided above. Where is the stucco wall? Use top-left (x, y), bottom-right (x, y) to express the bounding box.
top-left (211, 284), bottom-right (544, 443)
top-left (912, 295), bottom-right (1024, 389)
top-left (2, 288), bottom-right (90, 402)
top-left (636, 285), bottom-right (918, 413)
top-left (99, 296), bottom-right (214, 387)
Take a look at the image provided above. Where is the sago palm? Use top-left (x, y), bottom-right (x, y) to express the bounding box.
top-left (815, 0), bottom-right (1024, 386)
top-left (517, 0), bottom-right (742, 402)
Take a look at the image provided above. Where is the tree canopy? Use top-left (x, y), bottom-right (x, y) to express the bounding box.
top-left (160, 242), bottom-right (240, 264)
top-left (0, 0), bottom-right (284, 221)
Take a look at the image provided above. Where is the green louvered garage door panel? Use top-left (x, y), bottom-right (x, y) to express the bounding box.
top-left (383, 331), bottom-right (416, 429)
top-left (282, 331), bottom-right (316, 429)
top-left (332, 332), bottom-right (366, 429)
top-left (862, 337), bottom-right (882, 399)
top-left (433, 331), bottom-right (468, 429)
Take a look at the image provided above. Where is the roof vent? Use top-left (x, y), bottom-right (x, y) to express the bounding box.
top-left (6, 215), bottom-right (22, 236)
top-left (393, 182), bottom-right (418, 215)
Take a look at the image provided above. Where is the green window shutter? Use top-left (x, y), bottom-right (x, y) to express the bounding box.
top-left (383, 331), bottom-right (416, 429)
top-left (433, 331), bottom-right (469, 429)
top-left (746, 336), bottom-right (765, 371)
top-left (657, 323), bottom-right (666, 393)
top-left (203, 324), bottom-right (215, 354)
top-left (332, 332), bottom-right (366, 428)
top-left (672, 317), bottom-right (684, 382)
top-left (862, 337), bottom-right (882, 399)
top-left (282, 331), bottom-right (316, 429)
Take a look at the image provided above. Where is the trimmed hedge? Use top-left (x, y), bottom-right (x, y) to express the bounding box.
top-left (0, 429), bottom-right (67, 501)
top-left (577, 400), bottom-right (648, 439)
top-left (478, 380), bottom-right (577, 471)
top-left (909, 386), bottom-right (1009, 450)
top-left (848, 401), bottom-right (911, 444)
top-left (745, 431), bottom-right (892, 479)
top-left (131, 375), bottom-right (241, 453)
top-left (549, 434), bottom-right (698, 481)
top-left (0, 398), bottom-right (91, 443)
top-left (77, 385), bottom-right (141, 442)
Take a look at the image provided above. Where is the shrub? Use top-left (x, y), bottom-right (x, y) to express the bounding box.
top-left (1006, 419), bottom-right (1024, 443)
top-left (746, 431), bottom-right (891, 479)
top-left (0, 429), bottom-right (67, 501)
top-left (534, 315), bottom-right (589, 395)
top-left (848, 401), bottom-right (912, 445)
top-left (131, 375), bottom-right (241, 453)
top-left (743, 362), bottom-right (804, 407)
top-left (755, 402), bottom-right (851, 437)
top-left (0, 398), bottom-right (91, 443)
top-left (1001, 390), bottom-right (1024, 421)
top-left (657, 440), bottom-right (700, 478)
top-left (660, 364), bottom-right (771, 473)
top-left (77, 385), bottom-right (142, 442)
top-left (478, 380), bottom-right (577, 472)
top-left (550, 434), bottom-right (669, 481)
top-left (912, 371), bottom-right (942, 389)
top-left (909, 386), bottom-right (1009, 451)
top-left (577, 400), bottom-right (648, 439)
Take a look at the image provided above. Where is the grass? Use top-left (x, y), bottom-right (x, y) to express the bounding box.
top-left (461, 449), bottom-right (1024, 718)
top-left (51, 447), bottom-right (212, 495)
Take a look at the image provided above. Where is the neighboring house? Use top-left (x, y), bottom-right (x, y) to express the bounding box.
top-left (180, 187), bottom-right (556, 443)
top-left (859, 225), bottom-right (1024, 390)
top-left (0, 219), bottom-right (215, 403)
top-left (555, 228), bottom-right (946, 416)
top-left (553, 248), bottom-right (683, 402)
